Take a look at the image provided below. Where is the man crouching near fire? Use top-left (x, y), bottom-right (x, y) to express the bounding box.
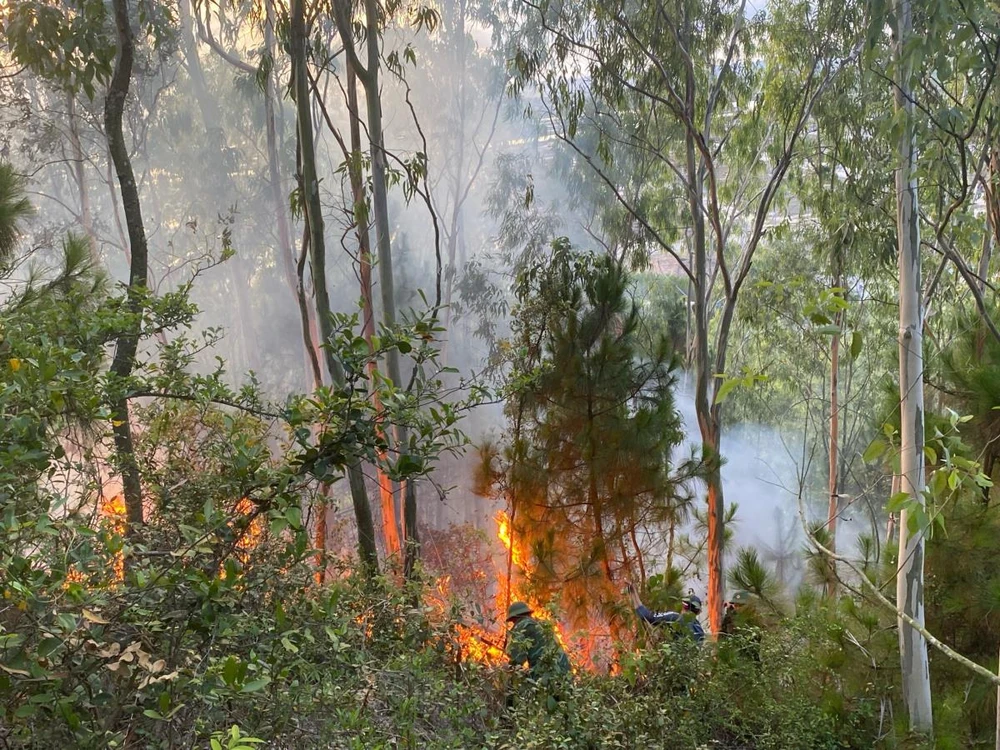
top-left (504, 601), bottom-right (571, 708)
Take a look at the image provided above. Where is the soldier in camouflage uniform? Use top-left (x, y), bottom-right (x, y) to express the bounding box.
top-left (505, 601), bottom-right (571, 678)
top-left (720, 590), bottom-right (764, 663)
top-left (504, 601), bottom-right (570, 708)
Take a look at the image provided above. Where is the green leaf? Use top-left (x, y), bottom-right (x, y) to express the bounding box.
top-left (222, 656), bottom-right (239, 687)
top-left (241, 677), bottom-right (271, 693)
top-left (714, 378), bottom-right (739, 404)
top-left (14, 703), bottom-right (37, 718)
top-left (397, 339), bottom-right (412, 354)
top-left (850, 331), bottom-right (863, 360)
top-left (862, 439), bottom-right (887, 463)
top-left (887, 491), bottom-right (910, 513)
top-left (947, 470), bottom-right (960, 491)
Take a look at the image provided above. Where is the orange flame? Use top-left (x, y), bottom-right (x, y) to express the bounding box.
top-left (221, 498), bottom-right (264, 579)
top-left (423, 510), bottom-right (592, 671)
top-left (100, 494), bottom-right (126, 581)
top-left (493, 510), bottom-right (574, 664)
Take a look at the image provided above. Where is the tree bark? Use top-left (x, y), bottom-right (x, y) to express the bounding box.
top-left (290, 0), bottom-right (379, 575)
top-left (105, 0), bottom-right (148, 537)
top-left (687, 118), bottom-right (724, 634)
top-left (265, 0), bottom-right (322, 389)
top-left (357, 0), bottom-right (420, 577)
top-left (441, 0), bottom-right (467, 342)
top-left (981, 148), bottom-right (998, 293)
top-left (894, 0), bottom-right (933, 731)
top-left (347, 60), bottom-right (402, 558)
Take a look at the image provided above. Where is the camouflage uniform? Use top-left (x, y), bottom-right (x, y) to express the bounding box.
top-left (507, 615), bottom-right (571, 679)
top-left (721, 592), bottom-right (764, 663)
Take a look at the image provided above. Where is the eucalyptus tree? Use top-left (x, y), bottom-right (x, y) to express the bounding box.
top-left (3, 0), bottom-right (166, 535)
top-left (289, 0), bottom-right (380, 574)
top-left (889, 0), bottom-right (934, 729)
top-left (331, 0), bottom-right (441, 578)
top-left (880, 0), bottom-right (1000, 730)
top-left (501, 0), bottom-right (864, 632)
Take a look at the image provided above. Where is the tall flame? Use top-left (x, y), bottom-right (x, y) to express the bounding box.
top-left (493, 510), bottom-right (574, 663)
top-left (426, 510), bottom-right (596, 670)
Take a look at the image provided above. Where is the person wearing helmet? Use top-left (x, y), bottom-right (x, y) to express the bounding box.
top-left (721, 590), bottom-right (763, 662)
top-left (625, 583), bottom-right (705, 643)
top-left (505, 601), bottom-right (571, 679)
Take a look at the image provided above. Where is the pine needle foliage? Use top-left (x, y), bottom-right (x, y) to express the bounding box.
top-left (0, 162), bottom-right (34, 268)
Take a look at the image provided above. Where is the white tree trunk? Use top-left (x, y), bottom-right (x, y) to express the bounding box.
top-left (894, 0), bottom-right (933, 732)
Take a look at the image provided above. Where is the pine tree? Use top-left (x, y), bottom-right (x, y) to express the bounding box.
top-left (498, 241), bottom-right (698, 628)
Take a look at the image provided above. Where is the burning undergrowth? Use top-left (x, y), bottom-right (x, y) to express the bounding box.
top-left (421, 511), bottom-right (619, 672)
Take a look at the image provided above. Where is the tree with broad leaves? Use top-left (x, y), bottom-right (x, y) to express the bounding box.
top-left (496, 0), bottom-right (865, 633)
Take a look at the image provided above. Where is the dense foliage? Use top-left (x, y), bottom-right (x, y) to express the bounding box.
top-left (2, 0), bottom-right (1000, 744)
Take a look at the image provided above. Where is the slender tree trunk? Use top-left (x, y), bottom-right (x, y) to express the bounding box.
top-left (178, 0), bottom-right (220, 137)
top-left (894, 0), bottom-right (933, 731)
top-left (265, 0), bottom-right (322, 389)
top-left (630, 521), bottom-right (646, 585)
top-left (67, 92), bottom-right (97, 256)
top-left (290, 0), bottom-right (378, 575)
top-left (981, 150), bottom-right (997, 292)
top-left (359, 0), bottom-right (419, 577)
top-left (687, 127), bottom-right (724, 635)
top-left (441, 0), bottom-right (467, 345)
top-left (826, 274), bottom-right (842, 598)
top-left (347, 60), bottom-right (401, 558)
top-left (685, 239), bottom-right (694, 367)
top-left (105, 0), bottom-right (148, 537)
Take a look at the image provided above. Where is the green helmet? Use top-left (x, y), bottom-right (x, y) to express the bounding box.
top-left (506, 601), bottom-right (533, 621)
top-left (682, 594), bottom-right (702, 614)
top-left (730, 590), bottom-right (752, 606)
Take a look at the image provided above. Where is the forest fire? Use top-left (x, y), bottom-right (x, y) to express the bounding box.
top-left (65, 494), bottom-right (127, 585)
top-left (221, 498), bottom-right (265, 580)
top-left (433, 510), bottom-right (584, 670)
top-left (232, 497), bottom-right (264, 559)
top-left (494, 511), bottom-right (578, 662)
top-left (100, 494), bottom-right (126, 581)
